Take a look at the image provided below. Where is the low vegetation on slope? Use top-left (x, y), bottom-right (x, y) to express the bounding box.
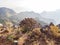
top-left (0, 18), bottom-right (60, 45)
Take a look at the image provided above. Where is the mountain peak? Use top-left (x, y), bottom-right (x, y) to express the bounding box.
top-left (0, 7), bottom-right (16, 15)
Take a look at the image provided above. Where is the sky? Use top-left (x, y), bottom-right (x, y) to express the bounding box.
top-left (0, 0), bottom-right (60, 24)
top-left (0, 0), bottom-right (60, 13)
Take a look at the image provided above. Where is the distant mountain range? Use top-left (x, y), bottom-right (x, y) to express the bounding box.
top-left (40, 10), bottom-right (60, 24)
top-left (0, 7), bottom-right (55, 26)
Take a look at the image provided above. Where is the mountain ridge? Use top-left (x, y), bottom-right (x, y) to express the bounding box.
top-left (0, 7), bottom-right (55, 26)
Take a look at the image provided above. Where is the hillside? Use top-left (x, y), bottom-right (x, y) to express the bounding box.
top-left (0, 7), bottom-right (16, 24)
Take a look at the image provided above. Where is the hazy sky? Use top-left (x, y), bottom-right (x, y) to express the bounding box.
top-left (0, 0), bottom-right (60, 13)
top-left (0, 0), bottom-right (60, 24)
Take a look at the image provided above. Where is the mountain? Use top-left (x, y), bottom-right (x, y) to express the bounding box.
top-left (0, 7), bottom-right (16, 23)
top-left (11, 11), bottom-right (54, 25)
top-left (0, 7), bottom-right (55, 25)
top-left (0, 7), bottom-right (16, 17)
top-left (10, 11), bottom-right (41, 22)
top-left (35, 17), bottom-right (48, 26)
top-left (40, 10), bottom-right (60, 24)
